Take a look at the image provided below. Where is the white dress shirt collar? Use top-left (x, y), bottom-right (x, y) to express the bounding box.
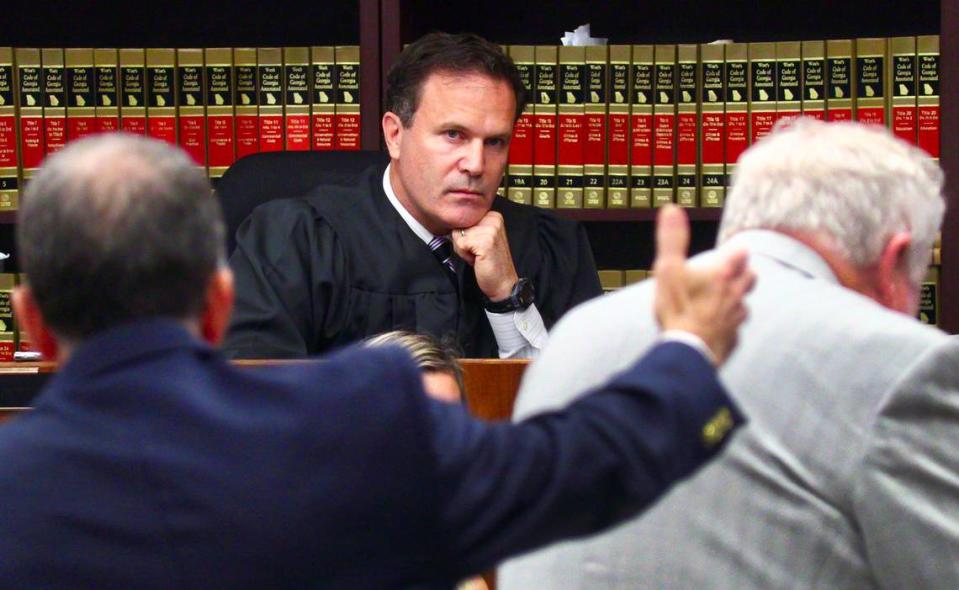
top-left (382, 164), bottom-right (438, 245)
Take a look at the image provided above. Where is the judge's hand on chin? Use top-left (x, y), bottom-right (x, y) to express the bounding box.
top-left (451, 210), bottom-right (519, 302)
top-left (653, 204), bottom-right (755, 366)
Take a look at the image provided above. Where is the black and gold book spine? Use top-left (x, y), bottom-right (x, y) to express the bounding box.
top-left (557, 45), bottom-right (585, 209)
top-left (748, 42), bottom-right (775, 144)
top-left (724, 42), bottom-right (748, 190)
top-left (533, 45), bottom-right (558, 208)
top-left (629, 44), bottom-right (653, 208)
top-left (675, 44), bottom-right (698, 207)
top-left (607, 45), bottom-right (631, 208)
top-left (699, 43), bottom-right (725, 208)
top-left (42, 48), bottom-right (66, 155)
top-left (234, 47), bottom-right (259, 158)
top-left (0, 47), bottom-right (17, 211)
top-left (284, 46), bottom-right (311, 151)
top-left (889, 36), bottom-right (917, 145)
top-left (65, 48), bottom-right (95, 142)
top-left (16, 48), bottom-right (44, 181)
top-left (205, 47), bottom-right (235, 179)
top-left (855, 38), bottom-right (887, 126)
top-left (801, 40), bottom-right (826, 120)
top-left (775, 41), bottom-right (801, 124)
top-left (176, 48), bottom-right (206, 166)
top-left (94, 48), bottom-right (119, 133)
top-left (146, 48), bottom-right (177, 145)
top-left (917, 35), bottom-right (939, 160)
top-left (583, 45), bottom-right (608, 208)
top-left (119, 48), bottom-right (146, 136)
top-left (257, 47), bottom-right (283, 152)
top-left (310, 46), bottom-right (335, 151)
top-left (333, 45), bottom-right (360, 151)
top-left (507, 45), bottom-right (534, 205)
top-left (826, 39), bottom-right (854, 121)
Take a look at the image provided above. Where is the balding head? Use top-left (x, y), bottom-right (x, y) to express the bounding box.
top-left (17, 134), bottom-right (226, 341)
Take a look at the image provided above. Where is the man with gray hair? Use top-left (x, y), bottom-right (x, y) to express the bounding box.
top-left (501, 118), bottom-right (959, 589)
top-left (0, 134), bottom-right (755, 588)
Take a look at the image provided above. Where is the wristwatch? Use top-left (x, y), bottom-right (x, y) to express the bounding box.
top-left (484, 278), bottom-right (535, 313)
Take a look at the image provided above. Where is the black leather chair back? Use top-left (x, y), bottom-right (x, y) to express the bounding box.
top-left (215, 150), bottom-right (388, 254)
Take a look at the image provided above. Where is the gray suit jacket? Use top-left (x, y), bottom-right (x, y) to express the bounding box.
top-left (500, 230), bottom-right (959, 589)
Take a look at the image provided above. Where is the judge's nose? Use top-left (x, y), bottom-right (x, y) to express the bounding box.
top-left (457, 139), bottom-right (485, 178)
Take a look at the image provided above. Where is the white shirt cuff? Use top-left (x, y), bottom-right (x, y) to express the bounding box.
top-left (659, 329), bottom-right (717, 366)
top-left (485, 304), bottom-right (549, 359)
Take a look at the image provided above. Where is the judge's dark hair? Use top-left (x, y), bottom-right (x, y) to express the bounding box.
top-left (17, 133), bottom-right (226, 340)
top-left (385, 32), bottom-right (527, 126)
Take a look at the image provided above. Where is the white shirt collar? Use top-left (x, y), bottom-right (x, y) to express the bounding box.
top-left (382, 164), bottom-right (439, 245)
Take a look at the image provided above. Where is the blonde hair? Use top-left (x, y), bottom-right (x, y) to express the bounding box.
top-left (365, 331), bottom-right (465, 398)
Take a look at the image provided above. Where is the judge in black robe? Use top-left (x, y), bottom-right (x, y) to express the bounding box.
top-left (223, 163), bottom-right (602, 359)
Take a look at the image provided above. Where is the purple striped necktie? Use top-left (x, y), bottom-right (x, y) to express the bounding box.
top-left (428, 235), bottom-right (456, 275)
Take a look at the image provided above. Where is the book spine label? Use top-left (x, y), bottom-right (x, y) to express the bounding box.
top-left (583, 45), bottom-right (607, 208)
top-left (205, 48), bottom-right (234, 178)
top-left (801, 41), bottom-right (826, 120)
top-left (557, 46), bottom-right (585, 208)
top-left (748, 43), bottom-right (776, 144)
top-left (776, 42), bottom-right (801, 125)
top-left (917, 35), bottom-right (939, 159)
top-left (653, 45), bottom-right (676, 207)
top-left (725, 44), bottom-right (748, 187)
top-left (257, 48), bottom-right (284, 152)
top-left (284, 47), bottom-right (311, 151)
top-left (533, 46), bottom-right (558, 208)
top-left (0, 276), bottom-right (13, 361)
top-left (119, 49), bottom-right (146, 135)
top-left (42, 48), bottom-right (67, 155)
top-left (855, 38), bottom-right (886, 125)
top-left (507, 46), bottom-right (534, 205)
top-left (334, 46), bottom-right (360, 151)
top-left (700, 43), bottom-right (725, 208)
top-left (630, 45), bottom-right (653, 208)
top-left (0, 49), bottom-right (17, 211)
top-left (676, 45), bottom-right (698, 207)
top-left (607, 45), bottom-right (631, 208)
top-left (234, 48), bottom-right (258, 159)
top-left (17, 49), bottom-right (44, 178)
top-left (177, 49), bottom-right (206, 166)
top-left (826, 40), bottom-right (854, 121)
top-left (66, 48), bottom-right (96, 142)
top-left (311, 46), bottom-right (335, 151)
top-left (94, 49), bottom-right (119, 133)
top-left (146, 49), bottom-right (176, 144)
top-left (889, 37), bottom-right (917, 145)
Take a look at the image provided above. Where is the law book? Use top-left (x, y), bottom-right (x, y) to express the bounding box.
top-left (826, 39), bottom-right (854, 121)
top-left (234, 47), bottom-right (258, 159)
top-left (629, 44), bottom-right (653, 208)
top-left (557, 45), bottom-right (585, 209)
top-left (334, 45), bottom-right (360, 151)
top-left (598, 270), bottom-right (625, 293)
top-left (624, 269), bottom-right (648, 285)
top-left (65, 48), bottom-right (96, 142)
top-left (0, 48), bottom-right (17, 212)
top-left (699, 43), bottom-right (725, 208)
top-left (284, 47), bottom-right (311, 151)
top-left (653, 44), bottom-right (676, 207)
top-left (507, 45), bottom-right (534, 205)
top-left (498, 44), bottom-right (508, 198)
top-left (205, 48), bottom-right (235, 179)
top-left (583, 45), bottom-right (608, 208)
top-left (42, 48), bottom-right (66, 155)
top-left (919, 266), bottom-right (939, 326)
top-left (119, 48), bottom-right (147, 135)
top-left (888, 36), bottom-right (917, 145)
top-left (748, 42), bottom-right (775, 144)
top-left (257, 47), bottom-right (283, 152)
top-left (776, 41), bottom-right (801, 125)
top-left (676, 44), bottom-right (697, 207)
top-left (94, 48), bottom-right (120, 133)
top-left (16, 48), bottom-right (44, 181)
top-left (146, 48), bottom-right (176, 144)
top-left (917, 35), bottom-right (939, 160)
top-left (177, 48), bottom-right (206, 166)
top-left (310, 46), bottom-right (335, 151)
top-left (801, 40), bottom-right (826, 120)
top-left (607, 44), bottom-right (631, 208)
top-left (855, 38), bottom-right (886, 126)
top-left (533, 45), bottom-right (558, 208)
top-left (0, 274), bottom-right (13, 361)
top-left (724, 43), bottom-right (748, 192)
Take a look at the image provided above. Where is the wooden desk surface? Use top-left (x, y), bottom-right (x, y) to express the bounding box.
top-left (0, 359), bottom-right (530, 423)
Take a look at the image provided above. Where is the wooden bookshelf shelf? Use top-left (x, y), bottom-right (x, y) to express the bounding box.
top-left (551, 208), bottom-right (724, 223)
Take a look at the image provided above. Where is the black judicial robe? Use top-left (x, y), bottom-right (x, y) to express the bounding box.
top-left (223, 164), bottom-right (602, 359)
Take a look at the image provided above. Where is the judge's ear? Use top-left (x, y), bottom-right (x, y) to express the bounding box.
top-left (382, 111), bottom-right (404, 160)
top-left (875, 232), bottom-right (916, 314)
top-left (199, 267), bottom-right (235, 346)
top-left (12, 285), bottom-right (60, 360)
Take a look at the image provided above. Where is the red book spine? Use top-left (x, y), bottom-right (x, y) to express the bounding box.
top-left (310, 46), bottom-right (335, 151)
top-left (557, 46), bottom-right (585, 208)
top-left (16, 50), bottom-right (44, 176)
top-left (234, 48), bottom-right (259, 160)
top-left (652, 46), bottom-right (676, 207)
top-left (205, 48), bottom-right (235, 178)
top-left (94, 49), bottom-right (120, 133)
top-left (826, 40), bottom-right (854, 122)
top-left (42, 48), bottom-right (67, 155)
top-left (889, 37), bottom-right (917, 145)
top-left (66, 49), bottom-right (96, 142)
top-left (333, 46), bottom-right (360, 151)
top-left (119, 49), bottom-right (147, 136)
top-left (257, 48), bottom-right (284, 153)
top-left (801, 41), bottom-right (826, 121)
top-left (0, 48), bottom-right (17, 210)
top-left (146, 49), bottom-right (177, 145)
top-left (917, 35), bottom-right (940, 159)
top-left (855, 39), bottom-right (886, 126)
top-left (283, 47), bottom-right (311, 151)
top-left (177, 49), bottom-right (206, 166)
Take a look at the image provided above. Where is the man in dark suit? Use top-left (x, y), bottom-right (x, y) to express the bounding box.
top-left (0, 134), bottom-right (752, 588)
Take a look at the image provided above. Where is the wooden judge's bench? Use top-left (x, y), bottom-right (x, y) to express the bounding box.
top-left (0, 359), bottom-right (529, 423)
